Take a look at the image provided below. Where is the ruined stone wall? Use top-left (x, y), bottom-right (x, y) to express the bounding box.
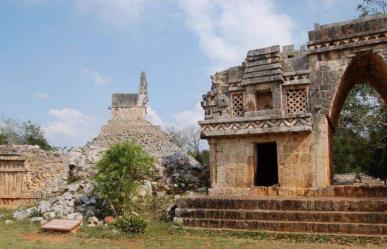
top-left (0, 145), bottom-right (68, 206)
top-left (111, 107), bottom-right (147, 121)
top-left (21, 146), bottom-right (68, 195)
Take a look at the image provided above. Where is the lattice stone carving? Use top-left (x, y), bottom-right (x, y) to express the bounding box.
top-left (232, 94), bottom-right (244, 116)
top-left (286, 89), bottom-right (307, 113)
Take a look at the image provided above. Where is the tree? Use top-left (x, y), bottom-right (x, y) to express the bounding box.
top-left (184, 126), bottom-right (201, 155)
top-left (94, 141), bottom-right (154, 217)
top-left (357, 0), bottom-right (386, 17)
top-left (333, 84), bottom-right (387, 179)
top-left (0, 134), bottom-right (6, 145)
top-left (166, 127), bottom-right (188, 149)
top-left (0, 115), bottom-right (52, 150)
top-left (0, 115), bottom-right (23, 144)
top-left (22, 121), bottom-right (51, 150)
top-left (166, 125), bottom-right (201, 155)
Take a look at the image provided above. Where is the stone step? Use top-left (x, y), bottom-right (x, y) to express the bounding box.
top-left (176, 208), bottom-right (387, 224)
top-left (177, 217), bottom-right (387, 236)
top-left (177, 197), bottom-right (387, 212)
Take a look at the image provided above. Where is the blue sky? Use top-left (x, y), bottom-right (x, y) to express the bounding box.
top-left (0, 0), bottom-right (361, 147)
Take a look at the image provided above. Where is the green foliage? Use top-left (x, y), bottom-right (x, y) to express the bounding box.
top-left (333, 84), bottom-right (387, 179)
top-left (137, 195), bottom-right (174, 221)
top-left (22, 121), bottom-right (51, 150)
top-left (94, 141), bottom-right (154, 217)
top-left (112, 216), bottom-right (147, 234)
top-left (188, 150), bottom-right (209, 167)
top-left (0, 134), bottom-right (7, 145)
top-left (30, 208), bottom-right (43, 218)
top-left (0, 116), bottom-right (52, 150)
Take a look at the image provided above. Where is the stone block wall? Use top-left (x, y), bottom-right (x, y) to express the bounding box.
top-left (210, 132), bottom-right (314, 191)
top-left (22, 146), bottom-right (68, 195)
top-left (111, 106), bottom-right (147, 121)
top-left (0, 145), bottom-right (68, 207)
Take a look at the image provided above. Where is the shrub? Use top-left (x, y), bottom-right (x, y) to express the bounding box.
top-left (112, 216), bottom-right (147, 234)
top-left (94, 141), bottom-right (154, 217)
top-left (22, 121), bottom-right (51, 150)
top-left (138, 195), bottom-right (173, 221)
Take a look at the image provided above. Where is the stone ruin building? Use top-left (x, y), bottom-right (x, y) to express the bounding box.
top-left (7, 72), bottom-right (206, 224)
top-left (175, 15), bottom-right (387, 237)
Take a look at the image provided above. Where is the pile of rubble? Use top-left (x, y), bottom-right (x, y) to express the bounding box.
top-left (13, 180), bottom-right (100, 225)
top-left (333, 173), bottom-right (386, 186)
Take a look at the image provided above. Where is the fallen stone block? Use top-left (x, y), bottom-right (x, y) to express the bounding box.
top-left (42, 219), bottom-right (82, 233)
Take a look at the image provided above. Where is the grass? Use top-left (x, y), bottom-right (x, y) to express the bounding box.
top-left (0, 209), bottom-right (386, 249)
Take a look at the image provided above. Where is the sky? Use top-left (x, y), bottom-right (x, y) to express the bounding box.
top-left (0, 0), bottom-right (361, 147)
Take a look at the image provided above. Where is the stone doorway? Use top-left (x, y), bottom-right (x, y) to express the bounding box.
top-left (255, 142), bottom-right (279, 187)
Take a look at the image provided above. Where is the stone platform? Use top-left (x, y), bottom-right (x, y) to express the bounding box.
top-left (209, 185), bottom-right (387, 197)
top-left (175, 196), bottom-right (387, 237)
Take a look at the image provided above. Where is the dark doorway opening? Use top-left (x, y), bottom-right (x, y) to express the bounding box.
top-left (255, 142), bottom-right (279, 186)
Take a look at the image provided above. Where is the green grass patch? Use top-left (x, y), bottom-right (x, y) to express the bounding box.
top-left (1, 208), bottom-right (385, 249)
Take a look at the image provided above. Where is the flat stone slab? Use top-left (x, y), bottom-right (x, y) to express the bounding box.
top-left (42, 219), bottom-right (82, 233)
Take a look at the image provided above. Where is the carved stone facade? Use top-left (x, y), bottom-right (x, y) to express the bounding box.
top-left (199, 15), bottom-right (387, 196)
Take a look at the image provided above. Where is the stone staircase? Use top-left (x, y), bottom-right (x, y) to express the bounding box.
top-left (175, 196), bottom-right (387, 237)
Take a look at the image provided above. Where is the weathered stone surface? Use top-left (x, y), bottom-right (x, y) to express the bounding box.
top-left (175, 196), bottom-right (387, 236)
top-left (5, 219), bottom-right (13, 225)
top-left (199, 14), bottom-right (387, 194)
top-left (42, 219), bottom-right (82, 233)
top-left (67, 212), bottom-right (83, 220)
top-left (30, 217), bottom-right (44, 224)
top-left (0, 145), bottom-right (68, 207)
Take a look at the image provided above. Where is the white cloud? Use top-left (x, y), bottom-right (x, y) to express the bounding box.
top-left (75, 0), bottom-right (145, 27)
top-left (34, 93), bottom-right (51, 100)
top-left (45, 108), bottom-right (95, 147)
top-left (178, 0), bottom-right (294, 70)
top-left (170, 103), bottom-right (203, 129)
top-left (82, 69), bottom-right (111, 86)
top-left (146, 106), bottom-right (164, 127)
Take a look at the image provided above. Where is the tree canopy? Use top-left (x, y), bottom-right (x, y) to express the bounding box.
top-left (333, 84), bottom-right (386, 179)
top-left (0, 115), bottom-right (51, 150)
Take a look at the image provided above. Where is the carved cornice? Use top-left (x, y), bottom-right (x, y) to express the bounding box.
top-left (307, 31), bottom-right (387, 54)
top-left (200, 115), bottom-right (312, 137)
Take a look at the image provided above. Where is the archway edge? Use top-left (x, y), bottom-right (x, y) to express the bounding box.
top-left (328, 51), bottom-right (387, 127)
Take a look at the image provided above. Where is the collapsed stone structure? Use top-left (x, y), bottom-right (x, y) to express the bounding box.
top-left (11, 72), bottom-right (207, 224)
top-left (76, 71), bottom-right (206, 191)
top-left (175, 15), bottom-right (387, 237)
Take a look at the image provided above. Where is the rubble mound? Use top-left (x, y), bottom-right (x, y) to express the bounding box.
top-left (68, 120), bottom-right (206, 187)
top-left (13, 120), bottom-right (208, 224)
top-left (333, 173), bottom-right (386, 186)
